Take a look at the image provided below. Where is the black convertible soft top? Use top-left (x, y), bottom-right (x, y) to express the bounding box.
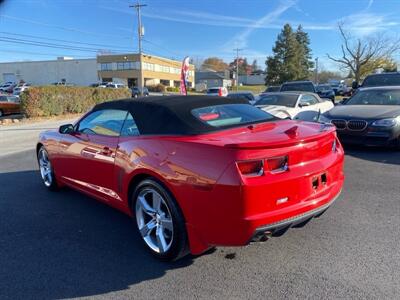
top-left (92, 95), bottom-right (249, 135)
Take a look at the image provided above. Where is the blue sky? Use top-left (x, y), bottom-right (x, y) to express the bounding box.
top-left (1, 0), bottom-right (400, 72)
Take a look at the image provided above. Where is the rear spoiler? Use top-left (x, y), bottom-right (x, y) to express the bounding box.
top-left (224, 125), bottom-right (336, 150)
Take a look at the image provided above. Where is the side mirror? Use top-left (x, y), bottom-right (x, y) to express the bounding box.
top-left (299, 102), bottom-right (310, 107)
top-left (351, 81), bottom-right (358, 89)
top-left (59, 124), bottom-right (74, 134)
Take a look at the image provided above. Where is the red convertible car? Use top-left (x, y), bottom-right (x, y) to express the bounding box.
top-left (37, 96), bottom-right (344, 260)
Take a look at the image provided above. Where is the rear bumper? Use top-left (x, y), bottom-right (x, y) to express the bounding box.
top-left (251, 189), bottom-right (341, 242)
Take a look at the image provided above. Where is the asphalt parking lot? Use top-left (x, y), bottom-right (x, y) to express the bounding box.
top-left (0, 140), bottom-right (399, 299)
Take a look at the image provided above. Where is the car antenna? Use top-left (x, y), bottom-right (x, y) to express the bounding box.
top-left (316, 109), bottom-right (321, 123)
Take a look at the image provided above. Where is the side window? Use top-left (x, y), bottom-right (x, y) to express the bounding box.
top-left (309, 95), bottom-right (320, 104)
top-left (121, 113), bottom-right (140, 136)
top-left (300, 95), bottom-right (318, 106)
top-left (77, 109), bottom-right (127, 136)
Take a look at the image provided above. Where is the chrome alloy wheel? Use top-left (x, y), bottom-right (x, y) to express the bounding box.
top-left (135, 188), bottom-right (174, 253)
top-left (38, 148), bottom-right (53, 187)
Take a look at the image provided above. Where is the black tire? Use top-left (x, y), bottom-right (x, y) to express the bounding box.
top-left (131, 179), bottom-right (189, 261)
top-left (37, 146), bottom-right (59, 191)
top-left (0, 109), bottom-right (4, 117)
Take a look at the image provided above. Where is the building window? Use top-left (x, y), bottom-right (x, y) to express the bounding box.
top-left (100, 63), bottom-right (113, 71)
top-left (161, 65), bottom-right (170, 73)
top-left (143, 62), bottom-right (155, 71)
top-left (117, 61), bottom-right (137, 70)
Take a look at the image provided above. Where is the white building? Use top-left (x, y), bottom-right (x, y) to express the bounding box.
top-left (0, 57), bottom-right (98, 86)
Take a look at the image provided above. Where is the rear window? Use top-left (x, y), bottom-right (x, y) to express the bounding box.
top-left (191, 104), bottom-right (275, 128)
top-left (255, 94), bottom-right (298, 107)
top-left (227, 93), bottom-right (254, 101)
top-left (281, 83), bottom-right (314, 92)
top-left (362, 74), bottom-right (400, 87)
top-left (207, 88), bottom-right (220, 94)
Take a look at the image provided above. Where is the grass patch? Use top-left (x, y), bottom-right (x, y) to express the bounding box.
top-left (230, 85), bottom-right (266, 93)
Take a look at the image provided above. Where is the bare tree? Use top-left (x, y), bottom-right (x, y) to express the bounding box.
top-left (327, 24), bottom-right (400, 84)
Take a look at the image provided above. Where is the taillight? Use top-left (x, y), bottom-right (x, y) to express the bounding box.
top-left (265, 156), bottom-right (288, 173)
top-left (237, 155), bottom-right (289, 177)
top-left (237, 160), bottom-right (264, 176)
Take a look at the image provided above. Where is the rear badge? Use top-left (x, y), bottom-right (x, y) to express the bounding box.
top-left (276, 197), bottom-right (289, 205)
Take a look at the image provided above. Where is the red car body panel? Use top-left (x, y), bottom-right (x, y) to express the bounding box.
top-left (38, 118), bottom-right (344, 255)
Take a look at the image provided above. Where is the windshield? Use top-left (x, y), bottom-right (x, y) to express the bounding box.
top-left (362, 74), bottom-right (400, 87)
top-left (281, 83), bottom-right (314, 92)
top-left (266, 86), bottom-right (280, 92)
top-left (192, 104), bottom-right (276, 128)
top-left (255, 94), bottom-right (298, 107)
top-left (345, 89), bottom-right (400, 105)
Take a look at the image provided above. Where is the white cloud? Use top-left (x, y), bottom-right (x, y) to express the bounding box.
top-left (221, 0), bottom-right (296, 52)
top-left (340, 12), bottom-right (398, 37)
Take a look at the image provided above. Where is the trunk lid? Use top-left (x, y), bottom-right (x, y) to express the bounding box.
top-left (197, 120), bottom-right (336, 149)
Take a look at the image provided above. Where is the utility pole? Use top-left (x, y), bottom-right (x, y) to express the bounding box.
top-left (315, 57), bottom-right (319, 84)
top-left (130, 1), bottom-right (147, 91)
top-left (234, 48), bottom-right (242, 92)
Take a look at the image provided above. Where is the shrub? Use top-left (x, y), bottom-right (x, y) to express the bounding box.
top-left (20, 86), bottom-right (131, 118)
top-left (147, 84), bottom-right (166, 93)
top-left (166, 86), bottom-right (180, 92)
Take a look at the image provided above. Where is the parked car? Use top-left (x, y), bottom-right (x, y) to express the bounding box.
top-left (106, 83), bottom-right (127, 89)
top-left (255, 92), bottom-right (334, 121)
top-left (13, 85), bottom-right (30, 97)
top-left (263, 86), bottom-right (281, 93)
top-left (37, 96), bottom-right (344, 261)
top-left (354, 72), bottom-right (400, 89)
top-left (132, 87), bottom-right (149, 98)
top-left (0, 95), bottom-right (21, 117)
top-left (324, 86), bottom-right (400, 148)
top-left (316, 84), bottom-right (335, 102)
top-left (227, 92), bottom-right (255, 104)
top-left (339, 83), bottom-right (352, 96)
top-left (280, 80), bottom-right (316, 93)
top-left (0, 83), bottom-right (16, 93)
top-left (206, 87), bottom-right (228, 97)
top-left (90, 82), bottom-right (110, 88)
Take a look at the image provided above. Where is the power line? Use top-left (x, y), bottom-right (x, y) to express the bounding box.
top-left (0, 36), bottom-right (128, 54)
top-left (0, 49), bottom-right (93, 59)
top-left (0, 31), bottom-right (135, 51)
top-left (0, 14), bottom-right (131, 39)
top-left (142, 38), bottom-right (181, 57)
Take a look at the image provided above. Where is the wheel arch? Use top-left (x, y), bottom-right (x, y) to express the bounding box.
top-left (126, 170), bottom-right (179, 215)
top-left (36, 142), bottom-right (44, 156)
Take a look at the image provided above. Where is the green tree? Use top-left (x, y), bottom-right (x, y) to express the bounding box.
top-left (295, 25), bottom-right (314, 79)
top-left (265, 24), bottom-right (302, 84)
